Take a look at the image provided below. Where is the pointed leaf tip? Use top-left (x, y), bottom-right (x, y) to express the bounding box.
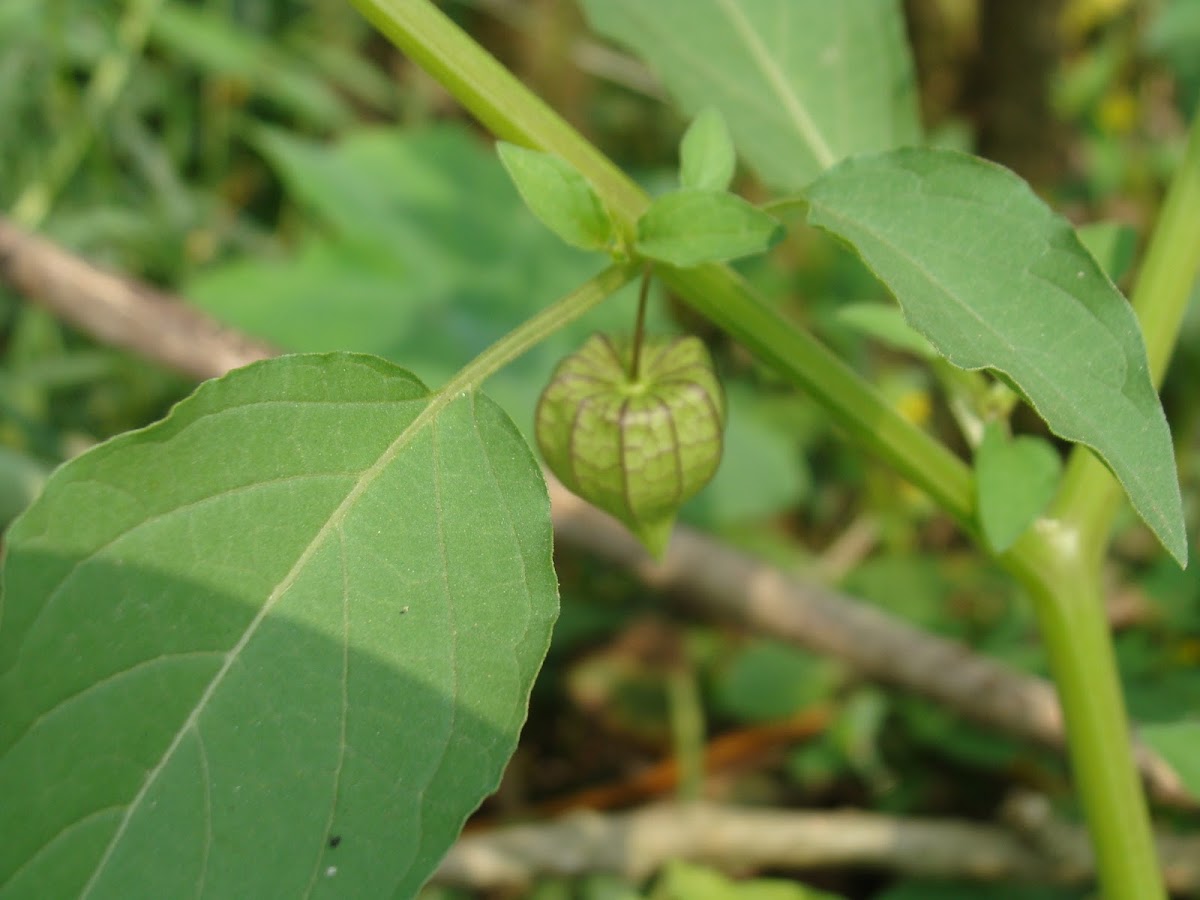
top-left (497, 142), bottom-right (614, 252)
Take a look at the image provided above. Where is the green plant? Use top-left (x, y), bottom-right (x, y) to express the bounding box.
top-left (2, 3), bottom-right (1199, 899)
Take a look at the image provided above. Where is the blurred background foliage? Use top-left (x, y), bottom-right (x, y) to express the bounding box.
top-left (1, 0), bottom-right (1199, 897)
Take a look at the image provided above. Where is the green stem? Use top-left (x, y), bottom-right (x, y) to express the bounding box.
top-left (439, 262), bottom-right (636, 397)
top-left (1004, 532), bottom-right (1166, 899)
top-left (349, 0), bottom-right (976, 530)
top-left (12, 0), bottom-right (165, 229)
top-left (629, 266), bottom-right (651, 382)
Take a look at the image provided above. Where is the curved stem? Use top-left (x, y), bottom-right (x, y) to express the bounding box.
top-left (440, 263), bottom-right (637, 396)
top-left (629, 266), bottom-right (651, 381)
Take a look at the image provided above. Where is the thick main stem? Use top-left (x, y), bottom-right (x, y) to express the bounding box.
top-left (1006, 535), bottom-right (1166, 899)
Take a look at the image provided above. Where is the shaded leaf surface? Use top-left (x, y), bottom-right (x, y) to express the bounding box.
top-left (0, 353), bottom-right (558, 898)
top-left (580, 0), bottom-right (921, 190)
top-left (805, 148), bottom-right (1186, 565)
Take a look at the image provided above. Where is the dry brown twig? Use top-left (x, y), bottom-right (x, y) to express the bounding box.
top-left (433, 801), bottom-right (1200, 893)
top-left (0, 214), bottom-right (1192, 811)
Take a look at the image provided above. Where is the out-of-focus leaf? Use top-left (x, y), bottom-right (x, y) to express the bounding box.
top-left (712, 640), bottom-right (841, 724)
top-left (580, 0), bottom-right (921, 190)
top-left (150, 5), bottom-right (352, 128)
top-left (0, 446), bottom-right (49, 526)
top-left (876, 880), bottom-right (1085, 900)
top-left (679, 108), bottom-right (736, 192)
top-left (682, 386), bottom-right (810, 527)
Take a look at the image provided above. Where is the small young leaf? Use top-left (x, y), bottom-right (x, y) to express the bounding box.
top-left (496, 141), bottom-right (614, 251)
top-left (974, 423), bottom-right (1063, 552)
top-left (635, 190), bottom-right (783, 268)
top-left (679, 107), bottom-right (736, 191)
top-left (805, 148), bottom-right (1187, 566)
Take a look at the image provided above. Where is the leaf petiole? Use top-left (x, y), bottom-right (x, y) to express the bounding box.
top-left (440, 262), bottom-right (638, 398)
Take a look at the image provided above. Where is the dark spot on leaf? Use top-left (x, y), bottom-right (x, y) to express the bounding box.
top-left (329, 835), bottom-right (342, 848)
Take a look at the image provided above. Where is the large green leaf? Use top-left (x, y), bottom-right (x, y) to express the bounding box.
top-left (579, 0), bottom-right (921, 190)
top-left (0, 353), bottom-right (557, 898)
top-left (805, 149), bottom-right (1186, 565)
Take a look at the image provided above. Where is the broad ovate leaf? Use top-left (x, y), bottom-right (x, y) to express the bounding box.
top-left (679, 108), bottom-right (736, 192)
top-left (580, 0), bottom-right (921, 190)
top-left (497, 141), bottom-right (614, 251)
top-left (0, 353), bottom-right (558, 898)
top-left (805, 148), bottom-right (1186, 565)
top-left (635, 190), bottom-right (783, 268)
top-left (974, 423), bottom-right (1063, 553)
